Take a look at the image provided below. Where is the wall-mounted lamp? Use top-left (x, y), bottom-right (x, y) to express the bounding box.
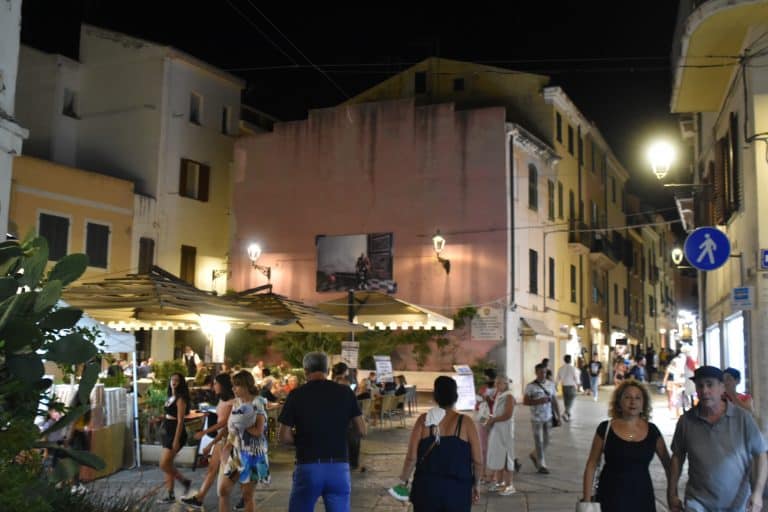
top-left (671, 247), bottom-right (684, 266)
top-left (574, 321), bottom-right (585, 329)
top-left (247, 243), bottom-right (271, 281)
top-left (647, 140), bottom-right (676, 180)
top-left (432, 230), bottom-right (450, 274)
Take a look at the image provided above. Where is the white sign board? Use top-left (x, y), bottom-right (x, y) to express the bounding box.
top-left (761, 249), bottom-right (768, 271)
top-left (452, 365), bottom-right (476, 411)
top-left (471, 306), bottom-right (504, 341)
top-left (341, 341), bottom-right (360, 369)
top-left (731, 286), bottom-right (754, 311)
top-left (373, 355), bottom-right (394, 383)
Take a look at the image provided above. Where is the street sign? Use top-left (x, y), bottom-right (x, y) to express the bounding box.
top-left (683, 227), bottom-right (731, 271)
top-left (731, 286), bottom-right (754, 311)
top-left (761, 249), bottom-right (768, 271)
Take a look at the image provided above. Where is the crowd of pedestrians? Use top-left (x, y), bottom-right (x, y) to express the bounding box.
top-left (108, 346), bottom-right (766, 512)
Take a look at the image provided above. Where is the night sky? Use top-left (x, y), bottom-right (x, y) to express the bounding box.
top-left (20, 0), bottom-right (682, 209)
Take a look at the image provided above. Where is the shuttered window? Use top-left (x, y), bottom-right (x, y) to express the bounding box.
top-left (85, 222), bottom-right (109, 269)
top-left (179, 158), bottom-right (210, 202)
top-left (39, 213), bottom-right (69, 261)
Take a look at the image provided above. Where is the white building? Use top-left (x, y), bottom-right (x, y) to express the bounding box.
top-left (0, 0), bottom-right (29, 238)
top-left (671, 0), bottom-right (768, 408)
top-left (16, 24), bottom-right (245, 360)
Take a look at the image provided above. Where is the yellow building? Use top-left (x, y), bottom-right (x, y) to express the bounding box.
top-left (10, 155), bottom-right (134, 279)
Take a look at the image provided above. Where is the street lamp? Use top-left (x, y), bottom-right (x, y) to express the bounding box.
top-left (432, 230), bottom-right (450, 274)
top-left (247, 243), bottom-right (271, 281)
top-left (647, 140), bottom-right (676, 180)
top-left (671, 247), bottom-right (684, 265)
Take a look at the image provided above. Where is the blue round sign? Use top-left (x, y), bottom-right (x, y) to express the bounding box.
top-left (683, 227), bottom-right (731, 271)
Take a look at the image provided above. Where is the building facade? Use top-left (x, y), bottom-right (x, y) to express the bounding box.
top-left (15, 25), bottom-right (244, 295)
top-left (0, 0), bottom-right (28, 239)
top-left (671, 0), bottom-right (768, 413)
top-left (10, 155), bottom-right (134, 280)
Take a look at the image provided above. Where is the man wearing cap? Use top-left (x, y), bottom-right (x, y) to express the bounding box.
top-left (667, 365), bottom-right (767, 512)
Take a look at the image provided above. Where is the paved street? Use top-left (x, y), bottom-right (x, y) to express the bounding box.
top-left (90, 385), bottom-right (684, 511)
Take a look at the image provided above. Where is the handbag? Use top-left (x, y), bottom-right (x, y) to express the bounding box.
top-left (575, 420), bottom-right (611, 512)
top-left (534, 381), bottom-right (561, 427)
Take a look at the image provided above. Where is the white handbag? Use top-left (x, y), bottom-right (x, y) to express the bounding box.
top-left (575, 420), bottom-right (611, 512)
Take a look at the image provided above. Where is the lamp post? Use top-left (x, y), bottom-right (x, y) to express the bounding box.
top-left (432, 230), bottom-right (450, 274)
top-left (247, 243), bottom-right (271, 281)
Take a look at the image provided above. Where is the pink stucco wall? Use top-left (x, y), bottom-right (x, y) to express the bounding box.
top-left (231, 99), bottom-right (509, 366)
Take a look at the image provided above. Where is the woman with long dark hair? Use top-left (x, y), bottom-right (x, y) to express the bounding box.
top-left (157, 372), bottom-right (192, 504)
top-left (181, 373), bottom-right (235, 508)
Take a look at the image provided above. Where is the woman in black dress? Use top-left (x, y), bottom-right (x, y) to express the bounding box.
top-left (581, 379), bottom-right (671, 511)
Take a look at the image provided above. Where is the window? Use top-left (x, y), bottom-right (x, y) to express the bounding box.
top-left (568, 190), bottom-right (575, 221)
top-left (221, 106), bottom-right (231, 134)
top-left (578, 133), bottom-right (584, 166)
top-left (85, 222), bottom-right (109, 269)
top-left (180, 245), bottom-right (197, 284)
top-left (570, 265), bottom-right (577, 303)
top-left (39, 213), bottom-right (69, 261)
top-left (414, 71), bottom-right (426, 94)
top-left (452, 78), bottom-right (465, 91)
top-left (547, 180), bottom-right (555, 220)
top-left (556, 112), bottom-right (562, 143)
top-left (529, 249), bottom-right (538, 294)
top-left (62, 88), bottom-right (78, 118)
top-left (190, 92), bottom-right (203, 125)
top-left (623, 288), bottom-right (629, 316)
top-left (592, 270), bottom-right (600, 304)
top-left (611, 177), bottom-right (616, 203)
top-left (557, 182), bottom-right (563, 219)
top-left (567, 125), bottom-right (574, 155)
top-left (139, 237), bottom-right (155, 274)
top-left (649, 295), bottom-right (656, 317)
top-left (179, 158), bottom-right (210, 202)
top-left (548, 257), bottom-right (555, 299)
top-left (590, 200), bottom-right (598, 228)
top-left (528, 164), bottom-right (538, 210)
top-left (614, 283), bottom-right (619, 314)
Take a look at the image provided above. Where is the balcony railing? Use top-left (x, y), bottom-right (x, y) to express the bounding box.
top-left (568, 220), bottom-right (589, 246)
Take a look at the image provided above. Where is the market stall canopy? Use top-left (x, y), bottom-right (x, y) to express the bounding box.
top-left (58, 300), bottom-right (136, 353)
top-left (230, 289), bottom-right (367, 333)
top-left (62, 266), bottom-right (278, 331)
top-left (317, 291), bottom-right (454, 330)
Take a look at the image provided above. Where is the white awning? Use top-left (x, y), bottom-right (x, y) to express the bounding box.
top-left (520, 317), bottom-right (555, 340)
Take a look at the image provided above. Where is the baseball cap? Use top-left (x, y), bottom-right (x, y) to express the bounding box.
top-left (690, 365), bottom-right (723, 382)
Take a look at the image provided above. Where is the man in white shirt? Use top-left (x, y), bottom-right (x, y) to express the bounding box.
top-left (524, 363), bottom-right (560, 474)
top-left (555, 355), bottom-right (579, 421)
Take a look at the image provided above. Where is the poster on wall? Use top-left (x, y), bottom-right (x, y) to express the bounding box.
top-left (452, 365), bottom-right (476, 411)
top-left (373, 355), bottom-right (394, 383)
top-left (316, 233), bottom-right (397, 293)
top-left (470, 306), bottom-right (504, 341)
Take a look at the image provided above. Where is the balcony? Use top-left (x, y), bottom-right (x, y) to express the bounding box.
top-left (568, 220), bottom-right (590, 255)
top-left (589, 234), bottom-right (620, 271)
top-left (671, 0), bottom-right (768, 113)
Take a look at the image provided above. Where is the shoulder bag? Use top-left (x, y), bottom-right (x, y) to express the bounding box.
top-left (534, 381), bottom-right (561, 427)
top-left (575, 420), bottom-right (611, 512)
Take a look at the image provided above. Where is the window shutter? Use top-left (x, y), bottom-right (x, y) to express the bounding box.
top-left (179, 159), bottom-right (188, 196)
top-left (729, 112), bottom-right (741, 213)
top-left (198, 164), bottom-right (210, 202)
top-left (714, 139), bottom-right (727, 224)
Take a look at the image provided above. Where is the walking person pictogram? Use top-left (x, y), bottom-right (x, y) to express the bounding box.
top-left (696, 233), bottom-right (717, 265)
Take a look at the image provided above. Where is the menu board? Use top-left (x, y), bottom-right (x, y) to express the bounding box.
top-left (341, 341), bottom-right (360, 369)
top-left (373, 355), bottom-right (394, 383)
top-left (453, 365), bottom-right (476, 411)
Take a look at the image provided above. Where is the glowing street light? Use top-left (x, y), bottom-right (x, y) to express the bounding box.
top-left (647, 140), bottom-right (676, 180)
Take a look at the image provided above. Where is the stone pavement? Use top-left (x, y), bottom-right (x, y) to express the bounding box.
top-left (89, 385), bottom-right (684, 511)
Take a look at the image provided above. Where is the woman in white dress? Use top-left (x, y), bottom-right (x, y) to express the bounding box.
top-left (485, 375), bottom-right (516, 496)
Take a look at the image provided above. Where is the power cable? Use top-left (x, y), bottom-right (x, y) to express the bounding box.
top-left (223, 0), bottom-right (299, 65)
top-left (243, 1), bottom-right (350, 99)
